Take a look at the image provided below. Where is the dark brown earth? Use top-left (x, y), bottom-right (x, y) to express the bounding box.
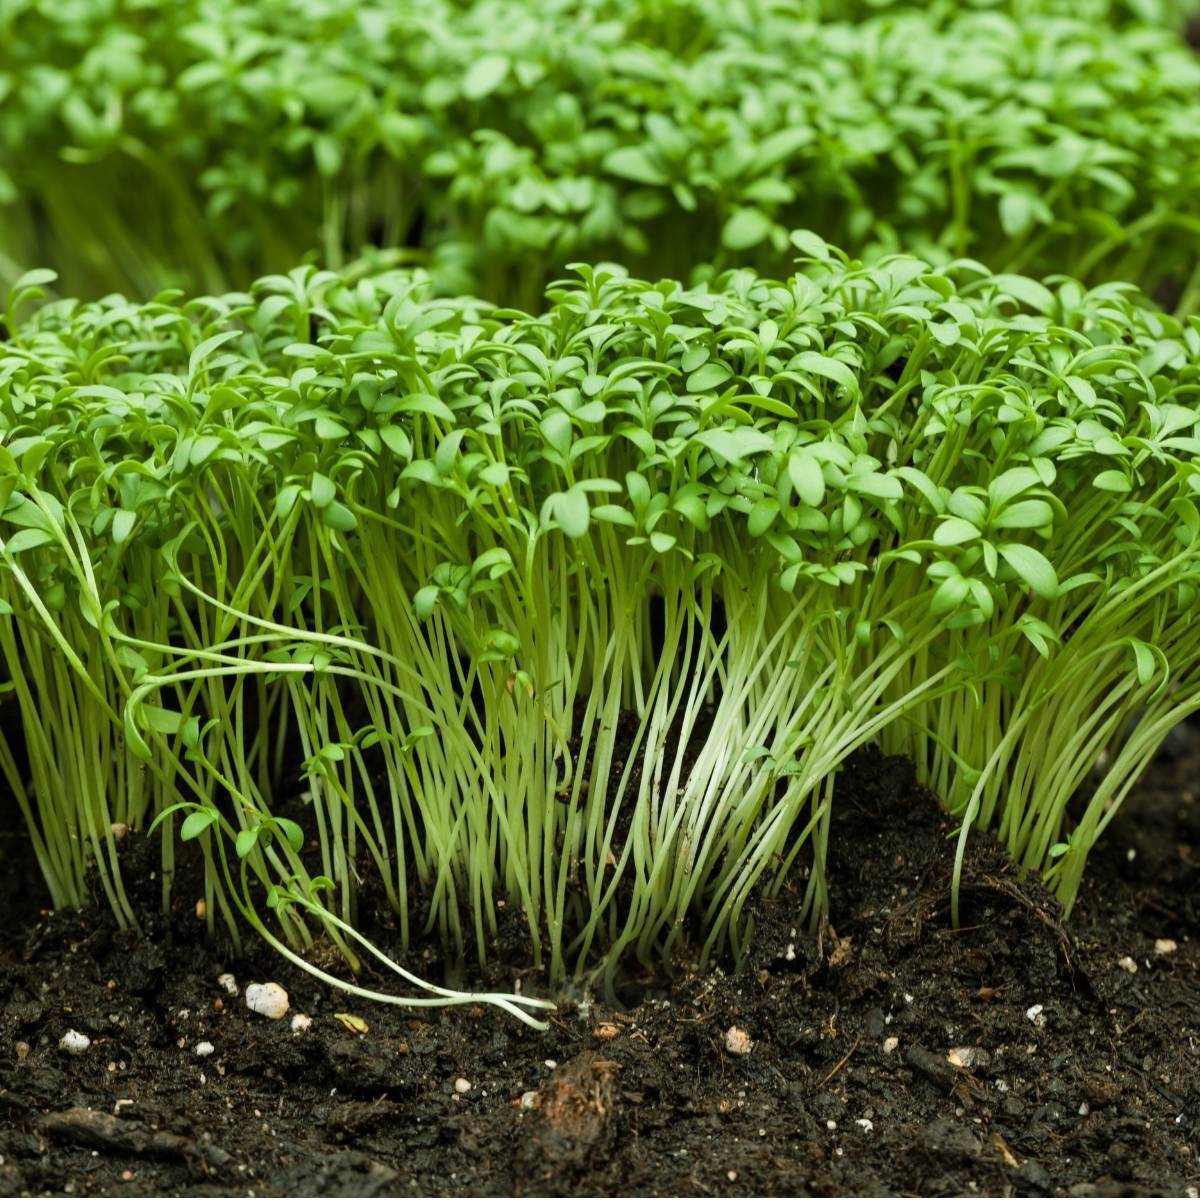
top-left (2, 727), bottom-right (1199, 1198)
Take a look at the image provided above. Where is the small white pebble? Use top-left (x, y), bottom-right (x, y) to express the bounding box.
top-left (290, 1013), bottom-right (312, 1034)
top-left (826, 1119), bottom-right (838, 1131)
top-left (1118, 956), bottom-right (1138, 975)
top-left (217, 973), bottom-right (238, 997)
top-left (1025, 1004), bottom-right (1045, 1028)
top-left (544, 1059), bottom-right (557, 1070)
top-left (59, 1030), bottom-right (91, 1056)
top-left (245, 982), bottom-right (289, 1019)
top-left (1078, 1102), bottom-right (1089, 1116)
top-left (856, 1118), bottom-right (874, 1133)
top-left (1126, 847), bottom-right (1137, 862)
top-left (1155, 938), bottom-right (1178, 956)
top-left (454, 1077), bottom-right (471, 1095)
top-left (904, 993), bottom-right (914, 1004)
top-left (948, 1046), bottom-right (988, 1070)
top-left (727, 1171), bottom-right (738, 1182)
top-left (194, 1041), bottom-right (215, 1058)
top-left (785, 942), bottom-right (796, 961)
top-left (724, 1026), bottom-right (753, 1056)
top-left (883, 1036), bottom-right (899, 1054)
top-left (519, 1090), bottom-right (538, 1110)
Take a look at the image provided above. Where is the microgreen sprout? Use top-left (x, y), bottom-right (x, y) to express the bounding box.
top-left (2, 235), bottom-right (1198, 1010)
top-left (2, 1), bottom-right (1199, 305)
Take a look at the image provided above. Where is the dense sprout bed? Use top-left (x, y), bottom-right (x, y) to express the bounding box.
top-left (3, 241), bottom-right (1200, 1013)
top-left (3, 0), bottom-right (1200, 304)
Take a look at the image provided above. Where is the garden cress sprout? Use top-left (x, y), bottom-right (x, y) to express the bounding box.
top-left (2, 0), bottom-right (1200, 307)
top-left (2, 233), bottom-right (1198, 1011)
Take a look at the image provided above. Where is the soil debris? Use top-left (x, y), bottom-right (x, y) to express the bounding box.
top-left (723, 1025), bottom-right (752, 1055)
top-left (40, 1108), bottom-right (231, 1171)
top-left (523, 1052), bottom-right (622, 1178)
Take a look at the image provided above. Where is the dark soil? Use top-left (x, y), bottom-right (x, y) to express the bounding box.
top-left (2, 728), bottom-right (1199, 1197)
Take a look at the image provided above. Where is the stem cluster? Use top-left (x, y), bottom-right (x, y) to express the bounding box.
top-left (1, 236), bottom-right (1198, 1009)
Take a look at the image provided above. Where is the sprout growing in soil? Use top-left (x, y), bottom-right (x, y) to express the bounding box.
top-left (2, 236), bottom-right (1198, 1017)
